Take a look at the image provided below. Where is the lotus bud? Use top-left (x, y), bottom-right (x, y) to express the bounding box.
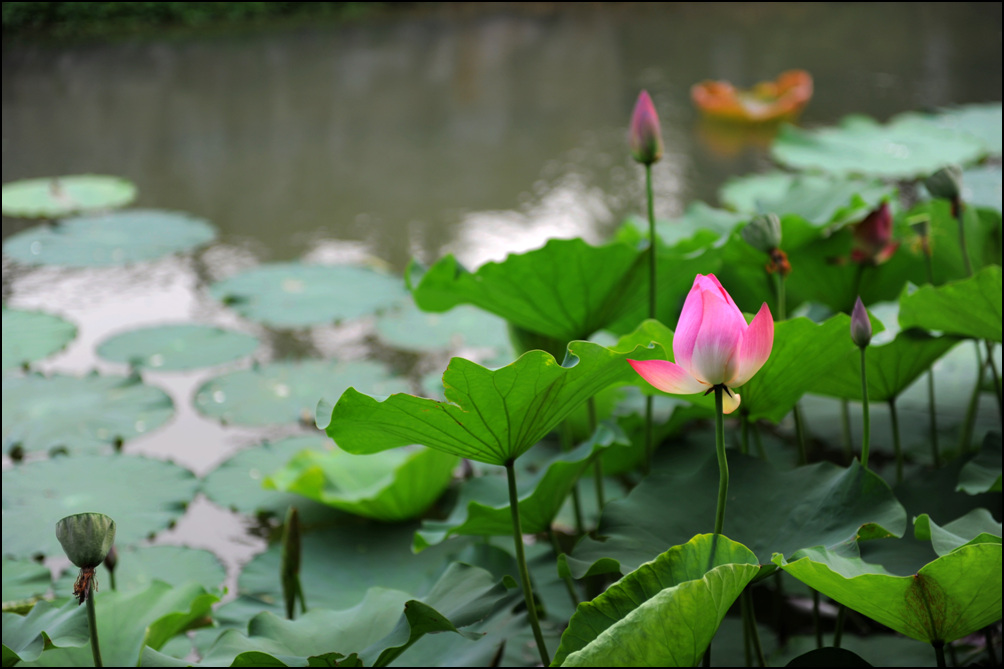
top-left (629, 90), bottom-right (664, 165)
top-left (850, 297), bottom-right (872, 349)
top-left (56, 513), bottom-right (116, 570)
top-left (741, 213), bottom-right (783, 253)
top-left (924, 165), bottom-right (963, 203)
top-left (851, 202), bottom-right (898, 265)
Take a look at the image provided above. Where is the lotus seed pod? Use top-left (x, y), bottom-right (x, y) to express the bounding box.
top-left (741, 213), bottom-right (783, 253)
top-left (924, 165), bottom-right (963, 202)
top-left (56, 513), bottom-right (116, 569)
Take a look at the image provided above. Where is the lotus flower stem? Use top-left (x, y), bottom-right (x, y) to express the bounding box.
top-left (960, 342), bottom-right (985, 454)
top-left (860, 347), bottom-right (871, 470)
top-left (505, 460), bottom-right (550, 666)
top-left (710, 385), bottom-right (729, 569)
top-left (587, 397), bottom-right (605, 510)
top-left (773, 272), bottom-right (787, 322)
top-left (955, 208), bottom-right (973, 278)
top-left (85, 579), bottom-right (103, 667)
top-left (840, 399), bottom-right (853, 465)
top-left (644, 162), bottom-right (657, 475)
top-left (888, 398), bottom-right (904, 484)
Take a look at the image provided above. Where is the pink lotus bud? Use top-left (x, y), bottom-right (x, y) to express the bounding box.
top-left (629, 90), bottom-right (664, 165)
top-left (851, 202), bottom-right (898, 265)
top-left (850, 297), bottom-right (872, 348)
top-left (628, 274), bottom-right (773, 414)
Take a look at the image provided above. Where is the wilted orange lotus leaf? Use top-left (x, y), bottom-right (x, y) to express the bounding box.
top-left (691, 70), bottom-right (813, 123)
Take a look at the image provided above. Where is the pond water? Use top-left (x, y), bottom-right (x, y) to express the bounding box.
top-left (2, 3), bottom-right (1002, 590)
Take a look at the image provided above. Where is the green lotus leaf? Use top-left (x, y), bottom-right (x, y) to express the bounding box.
top-left (2, 209), bottom-right (215, 267)
top-left (957, 432), bottom-right (1002, 494)
top-left (771, 114), bottom-right (986, 178)
top-left (914, 509), bottom-right (1002, 557)
top-left (772, 541), bottom-right (1002, 643)
top-left (321, 336), bottom-right (667, 465)
top-left (1, 454), bottom-right (197, 559)
top-left (195, 359), bottom-right (408, 427)
top-left (210, 262), bottom-right (407, 328)
top-left (1, 308), bottom-right (76, 373)
top-left (960, 164), bottom-right (1002, 212)
top-left (264, 444), bottom-right (458, 522)
top-left (898, 265), bottom-right (1002, 342)
top-left (566, 451), bottom-right (905, 579)
top-left (233, 523), bottom-right (466, 617)
top-left (1, 175), bottom-right (136, 219)
top-left (1, 598), bottom-right (89, 665)
top-left (2, 372), bottom-right (174, 455)
top-left (918, 102), bottom-right (1002, 156)
top-left (96, 323), bottom-right (259, 371)
top-left (911, 199), bottom-right (1002, 284)
top-left (783, 647), bottom-right (872, 667)
top-left (52, 545), bottom-right (225, 599)
top-left (17, 581), bottom-right (218, 667)
top-left (1, 559), bottom-right (51, 607)
top-left (554, 534), bottom-right (759, 667)
top-left (652, 201), bottom-right (747, 247)
top-left (414, 427), bottom-right (621, 550)
top-left (202, 435), bottom-right (335, 519)
top-left (406, 237), bottom-right (648, 343)
top-left (375, 301), bottom-right (513, 355)
top-left (719, 171), bottom-right (893, 228)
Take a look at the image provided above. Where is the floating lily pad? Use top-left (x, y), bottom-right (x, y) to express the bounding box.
top-left (321, 336), bottom-right (666, 466)
top-left (195, 359), bottom-right (408, 427)
top-left (773, 541), bottom-right (1002, 644)
top-left (771, 114), bottom-right (986, 179)
top-left (2, 372), bottom-right (174, 455)
top-left (210, 262), bottom-right (407, 328)
top-left (554, 534), bottom-right (760, 667)
top-left (202, 435), bottom-right (333, 518)
top-left (52, 545), bottom-right (225, 598)
top-left (719, 172), bottom-right (893, 228)
top-left (1, 454), bottom-right (198, 559)
top-left (2, 209), bottom-right (215, 267)
top-left (1, 175), bottom-right (136, 219)
top-left (566, 450), bottom-right (905, 579)
top-left (375, 301), bottom-right (512, 355)
top-left (1, 308), bottom-right (77, 373)
top-left (96, 324), bottom-right (259, 371)
top-left (1, 558), bottom-right (52, 605)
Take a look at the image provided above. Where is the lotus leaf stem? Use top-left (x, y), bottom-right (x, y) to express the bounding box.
top-left (742, 587), bottom-right (766, 666)
top-left (833, 603), bottom-right (847, 648)
top-left (888, 397), bottom-right (903, 484)
top-left (812, 590), bottom-right (822, 648)
top-left (927, 371), bottom-right (940, 468)
top-left (505, 460), bottom-right (550, 666)
top-left (985, 340), bottom-right (1002, 420)
top-left (547, 530), bottom-right (580, 607)
top-left (933, 640), bottom-right (947, 668)
top-left (793, 403), bottom-right (808, 465)
top-left (587, 396), bottom-right (604, 510)
top-left (960, 341), bottom-right (985, 454)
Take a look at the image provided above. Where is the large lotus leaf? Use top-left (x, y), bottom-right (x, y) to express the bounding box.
top-left (719, 171), bottom-right (893, 228)
top-left (414, 428), bottom-right (619, 550)
top-left (2, 209), bottom-right (215, 267)
top-left (651, 201), bottom-right (746, 247)
top-left (898, 265), bottom-right (1002, 342)
top-left (2, 559), bottom-right (51, 606)
top-left (17, 581), bottom-right (218, 667)
top-left (1, 175), bottom-right (136, 219)
top-left (1, 308), bottom-right (76, 373)
top-left (919, 102), bottom-right (1003, 156)
top-left (375, 301), bottom-right (513, 355)
top-left (1, 599), bottom-right (88, 665)
top-left (210, 262), bottom-right (407, 328)
top-left (809, 329), bottom-right (960, 403)
top-left (264, 444), bottom-right (458, 522)
top-left (321, 336), bottom-right (667, 466)
top-left (52, 545), bottom-right (225, 599)
top-left (773, 634), bottom-right (933, 668)
top-left (958, 432), bottom-right (1002, 494)
top-left (565, 451), bottom-right (905, 579)
top-left (554, 534), bottom-right (759, 667)
top-left (234, 523), bottom-right (466, 617)
top-left (406, 238), bottom-right (648, 343)
top-left (914, 509), bottom-right (1002, 557)
top-left (96, 324), bottom-right (259, 371)
top-left (911, 199), bottom-right (1002, 285)
top-left (770, 114), bottom-right (986, 178)
top-left (202, 435), bottom-right (335, 519)
top-left (2, 372), bottom-right (174, 455)
top-left (195, 359), bottom-right (408, 427)
top-left (961, 164), bottom-right (1002, 212)
top-left (2, 454), bottom-right (197, 559)
top-left (772, 542), bottom-right (1002, 643)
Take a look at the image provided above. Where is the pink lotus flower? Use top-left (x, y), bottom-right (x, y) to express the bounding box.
top-left (629, 90), bottom-right (664, 165)
top-left (629, 274), bottom-right (773, 414)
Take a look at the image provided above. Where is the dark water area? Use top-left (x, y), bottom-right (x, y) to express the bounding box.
top-left (2, 2), bottom-right (1001, 585)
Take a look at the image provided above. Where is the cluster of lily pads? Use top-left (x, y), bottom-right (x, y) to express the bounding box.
top-left (2, 99), bottom-right (1002, 668)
